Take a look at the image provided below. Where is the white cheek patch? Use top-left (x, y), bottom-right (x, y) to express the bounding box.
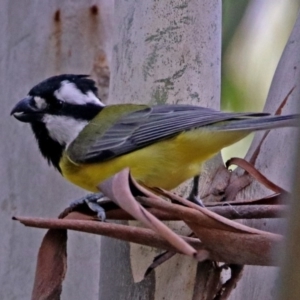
top-left (33, 96), bottom-right (47, 110)
top-left (43, 114), bottom-right (88, 147)
top-left (54, 80), bottom-right (104, 106)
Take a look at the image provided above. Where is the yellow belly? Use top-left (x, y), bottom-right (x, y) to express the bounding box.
top-left (60, 129), bottom-right (249, 192)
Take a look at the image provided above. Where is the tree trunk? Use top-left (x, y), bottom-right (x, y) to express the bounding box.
top-left (100, 1), bottom-right (222, 299)
top-left (0, 1), bottom-right (113, 299)
top-left (229, 11), bottom-right (300, 300)
top-left (277, 27), bottom-right (300, 297)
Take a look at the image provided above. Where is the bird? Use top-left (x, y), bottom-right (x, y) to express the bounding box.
top-left (11, 74), bottom-right (299, 217)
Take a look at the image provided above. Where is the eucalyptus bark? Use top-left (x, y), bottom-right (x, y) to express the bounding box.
top-left (0, 1), bottom-right (113, 299)
top-left (101, 1), bottom-right (221, 299)
top-left (272, 14), bottom-right (300, 300)
top-left (229, 12), bottom-right (300, 300)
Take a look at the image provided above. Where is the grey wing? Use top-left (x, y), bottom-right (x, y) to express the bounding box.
top-left (68, 104), bottom-right (269, 164)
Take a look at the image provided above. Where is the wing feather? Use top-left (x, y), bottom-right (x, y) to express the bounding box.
top-left (67, 104), bottom-right (271, 163)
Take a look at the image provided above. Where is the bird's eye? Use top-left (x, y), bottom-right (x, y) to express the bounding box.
top-left (56, 100), bottom-right (63, 108)
top-left (51, 100), bottom-right (64, 110)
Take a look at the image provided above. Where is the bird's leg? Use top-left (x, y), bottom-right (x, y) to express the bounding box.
top-left (187, 175), bottom-right (205, 207)
top-left (68, 192), bottom-right (108, 221)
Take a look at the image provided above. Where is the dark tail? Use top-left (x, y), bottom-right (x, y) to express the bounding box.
top-left (211, 114), bottom-right (300, 132)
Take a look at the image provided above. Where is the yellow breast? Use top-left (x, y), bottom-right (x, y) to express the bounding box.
top-left (60, 129), bottom-right (249, 192)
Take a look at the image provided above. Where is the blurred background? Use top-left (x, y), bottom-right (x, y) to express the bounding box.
top-left (222, 0), bottom-right (300, 161)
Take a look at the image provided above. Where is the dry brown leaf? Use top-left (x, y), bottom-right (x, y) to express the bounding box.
top-left (31, 229), bottom-right (67, 300)
top-left (227, 157), bottom-right (284, 193)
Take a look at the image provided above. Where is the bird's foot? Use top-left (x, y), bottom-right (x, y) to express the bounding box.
top-left (69, 192), bottom-right (108, 221)
top-left (187, 175), bottom-right (205, 207)
top-left (187, 194), bottom-right (205, 207)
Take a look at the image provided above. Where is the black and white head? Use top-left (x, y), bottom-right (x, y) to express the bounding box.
top-left (11, 74), bottom-right (104, 171)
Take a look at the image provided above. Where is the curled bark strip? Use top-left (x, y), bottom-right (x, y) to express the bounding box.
top-left (206, 193), bottom-right (284, 206)
top-left (13, 167), bottom-right (288, 300)
top-left (208, 165), bottom-right (231, 197)
top-left (30, 229), bottom-right (67, 300)
top-left (249, 86), bottom-right (296, 166)
top-left (105, 207), bottom-right (181, 220)
top-left (192, 261), bottom-right (222, 300)
top-left (209, 204), bottom-right (287, 219)
top-left (226, 157), bottom-right (284, 193)
top-left (137, 194), bottom-right (280, 236)
top-left (137, 195), bottom-right (281, 265)
top-left (214, 264), bottom-right (244, 300)
top-left (144, 251), bottom-right (177, 278)
top-left (67, 200), bottom-right (287, 221)
top-left (13, 215), bottom-right (205, 253)
top-left (224, 174), bottom-right (252, 201)
top-left (98, 168), bottom-right (208, 260)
